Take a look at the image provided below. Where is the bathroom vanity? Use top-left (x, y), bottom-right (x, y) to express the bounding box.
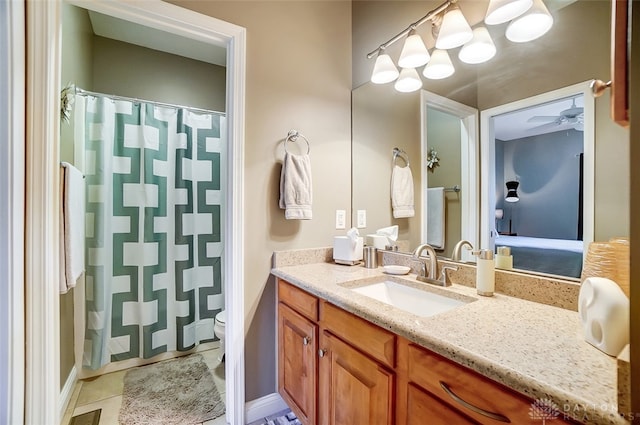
top-left (272, 250), bottom-right (628, 425)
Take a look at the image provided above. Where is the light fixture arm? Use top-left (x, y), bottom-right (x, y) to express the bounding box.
top-left (366, 0), bottom-right (456, 59)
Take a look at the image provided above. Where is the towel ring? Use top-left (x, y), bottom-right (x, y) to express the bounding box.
top-left (392, 147), bottom-right (410, 167)
top-left (285, 130), bottom-right (311, 155)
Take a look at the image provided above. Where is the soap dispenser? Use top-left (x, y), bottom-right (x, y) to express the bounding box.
top-left (473, 249), bottom-right (495, 297)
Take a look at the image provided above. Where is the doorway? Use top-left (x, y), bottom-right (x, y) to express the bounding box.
top-left (24, 1), bottom-right (246, 423)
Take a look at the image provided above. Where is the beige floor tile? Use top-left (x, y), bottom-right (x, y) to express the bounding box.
top-left (76, 369), bottom-right (127, 407)
top-left (72, 395), bottom-right (123, 425)
top-left (200, 346), bottom-right (224, 370)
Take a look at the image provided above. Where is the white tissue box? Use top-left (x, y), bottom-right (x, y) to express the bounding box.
top-left (333, 236), bottom-right (364, 265)
top-left (366, 234), bottom-right (388, 250)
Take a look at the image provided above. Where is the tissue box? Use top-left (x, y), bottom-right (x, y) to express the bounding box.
top-left (333, 236), bottom-right (364, 265)
top-left (366, 234), bottom-right (388, 250)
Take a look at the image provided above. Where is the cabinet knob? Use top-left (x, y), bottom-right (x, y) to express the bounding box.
top-left (303, 336), bottom-right (310, 346)
top-left (318, 349), bottom-right (327, 358)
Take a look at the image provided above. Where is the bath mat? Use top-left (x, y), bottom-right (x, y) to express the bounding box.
top-left (69, 409), bottom-right (101, 425)
top-left (119, 354), bottom-right (224, 425)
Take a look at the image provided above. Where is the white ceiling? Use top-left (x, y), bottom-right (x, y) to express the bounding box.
top-left (493, 94), bottom-right (585, 141)
top-left (88, 10), bottom-right (227, 67)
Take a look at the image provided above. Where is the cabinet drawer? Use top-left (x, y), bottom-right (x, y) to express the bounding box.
top-left (407, 344), bottom-right (555, 424)
top-left (278, 279), bottom-right (318, 321)
top-left (320, 301), bottom-right (395, 368)
top-left (406, 383), bottom-right (478, 425)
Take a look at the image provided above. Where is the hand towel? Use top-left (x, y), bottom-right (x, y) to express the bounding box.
top-left (427, 187), bottom-right (445, 249)
top-left (60, 162), bottom-right (85, 293)
top-left (279, 153), bottom-right (312, 219)
top-left (391, 165), bottom-right (414, 218)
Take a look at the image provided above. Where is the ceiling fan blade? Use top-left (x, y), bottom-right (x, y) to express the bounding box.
top-left (527, 115), bottom-right (560, 122)
top-left (527, 121), bottom-right (561, 133)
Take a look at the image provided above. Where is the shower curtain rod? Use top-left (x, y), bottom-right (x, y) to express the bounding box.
top-left (74, 87), bottom-right (224, 116)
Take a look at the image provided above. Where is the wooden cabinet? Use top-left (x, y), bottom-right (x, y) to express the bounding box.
top-left (318, 331), bottom-right (394, 425)
top-left (278, 302), bottom-right (317, 425)
top-left (277, 279), bottom-right (578, 425)
top-left (396, 338), bottom-right (575, 425)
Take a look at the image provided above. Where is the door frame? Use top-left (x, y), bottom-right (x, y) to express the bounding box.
top-left (420, 90), bottom-right (479, 262)
top-left (25, 1), bottom-right (246, 423)
top-left (0, 0), bottom-right (26, 423)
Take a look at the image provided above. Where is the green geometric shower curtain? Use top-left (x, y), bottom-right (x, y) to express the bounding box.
top-left (81, 95), bottom-right (225, 370)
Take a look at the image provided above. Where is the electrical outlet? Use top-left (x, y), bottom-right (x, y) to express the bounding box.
top-left (335, 209), bottom-right (346, 229)
top-left (357, 210), bottom-right (367, 229)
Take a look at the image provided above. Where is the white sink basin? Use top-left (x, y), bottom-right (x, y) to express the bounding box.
top-left (351, 280), bottom-right (468, 317)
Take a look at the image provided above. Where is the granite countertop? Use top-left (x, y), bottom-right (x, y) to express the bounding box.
top-left (271, 262), bottom-right (628, 425)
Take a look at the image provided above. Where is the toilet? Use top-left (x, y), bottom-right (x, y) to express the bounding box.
top-left (214, 310), bottom-right (226, 361)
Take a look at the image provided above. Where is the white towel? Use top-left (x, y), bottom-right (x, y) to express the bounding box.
top-left (60, 162), bottom-right (85, 293)
top-left (391, 165), bottom-right (414, 218)
top-left (427, 187), bottom-right (445, 249)
top-left (279, 153), bottom-right (312, 219)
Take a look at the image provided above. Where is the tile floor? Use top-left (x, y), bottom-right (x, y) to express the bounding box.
top-left (61, 347), bottom-right (226, 425)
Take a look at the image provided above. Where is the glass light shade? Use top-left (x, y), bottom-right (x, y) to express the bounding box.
top-left (505, 0), bottom-right (553, 43)
top-left (505, 181), bottom-right (520, 202)
top-left (435, 5), bottom-right (473, 49)
top-left (484, 0), bottom-right (533, 25)
top-left (371, 52), bottom-right (399, 84)
top-left (398, 31), bottom-right (430, 68)
top-left (422, 49), bottom-right (455, 80)
top-left (394, 68), bottom-right (423, 93)
top-left (458, 26), bottom-right (496, 64)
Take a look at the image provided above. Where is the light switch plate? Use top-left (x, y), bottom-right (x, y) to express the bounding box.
top-left (357, 210), bottom-right (366, 228)
top-left (335, 209), bottom-right (346, 229)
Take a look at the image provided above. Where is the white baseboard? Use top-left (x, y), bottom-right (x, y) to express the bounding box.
top-left (59, 365), bottom-right (77, 420)
top-left (245, 392), bottom-right (288, 424)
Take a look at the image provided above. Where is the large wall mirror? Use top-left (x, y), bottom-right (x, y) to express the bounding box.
top-left (352, 0), bottom-right (630, 280)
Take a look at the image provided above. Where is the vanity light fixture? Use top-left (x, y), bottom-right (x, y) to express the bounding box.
top-left (398, 29), bottom-right (431, 68)
top-left (458, 26), bottom-right (496, 64)
top-left (423, 49), bottom-right (455, 80)
top-left (435, 4), bottom-right (473, 50)
top-left (394, 68), bottom-right (423, 92)
top-left (366, 0), bottom-right (552, 90)
top-left (484, 0), bottom-right (533, 25)
top-left (505, 180), bottom-right (520, 202)
top-left (371, 48), bottom-right (400, 84)
top-left (505, 0), bottom-right (554, 43)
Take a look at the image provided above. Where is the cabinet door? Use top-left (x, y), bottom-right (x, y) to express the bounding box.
top-left (278, 302), bottom-right (318, 425)
top-left (318, 331), bottom-right (394, 425)
top-left (405, 383), bottom-right (479, 425)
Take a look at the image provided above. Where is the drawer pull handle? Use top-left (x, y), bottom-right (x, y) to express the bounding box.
top-left (439, 381), bottom-right (511, 423)
top-left (318, 349), bottom-right (327, 358)
top-left (303, 336), bottom-right (310, 346)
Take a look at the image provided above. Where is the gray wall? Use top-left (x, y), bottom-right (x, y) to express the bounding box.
top-left (498, 130), bottom-right (583, 239)
top-left (60, 2), bottom-right (94, 390)
top-left (92, 36), bottom-right (226, 113)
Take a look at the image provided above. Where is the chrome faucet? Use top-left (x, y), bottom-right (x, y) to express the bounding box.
top-left (413, 243), bottom-right (439, 283)
top-left (452, 240), bottom-right (473, 262)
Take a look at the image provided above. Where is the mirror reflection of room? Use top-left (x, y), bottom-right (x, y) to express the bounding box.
top-left (492, 94), bottom-right (585, 278)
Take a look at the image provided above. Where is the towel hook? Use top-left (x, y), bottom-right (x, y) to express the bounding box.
top-left (285, 130), bottom-right (311, 155)
top-left (392, 147), bottom-right (410, 167)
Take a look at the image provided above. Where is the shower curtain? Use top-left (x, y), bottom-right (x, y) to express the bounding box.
top-left (79, 94), bottom-right (226, 371)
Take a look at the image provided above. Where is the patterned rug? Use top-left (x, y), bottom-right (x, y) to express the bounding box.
top-left (119, 354), bottom-right (224, 424)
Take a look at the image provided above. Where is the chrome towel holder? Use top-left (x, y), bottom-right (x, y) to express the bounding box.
top-left (285, 130), bottom-right (311, 154)
top-left (392, 147), bottom-right (410, 167)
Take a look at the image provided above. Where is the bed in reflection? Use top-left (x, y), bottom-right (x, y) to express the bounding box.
top-left (495, 235), bottom-right (583, 278)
